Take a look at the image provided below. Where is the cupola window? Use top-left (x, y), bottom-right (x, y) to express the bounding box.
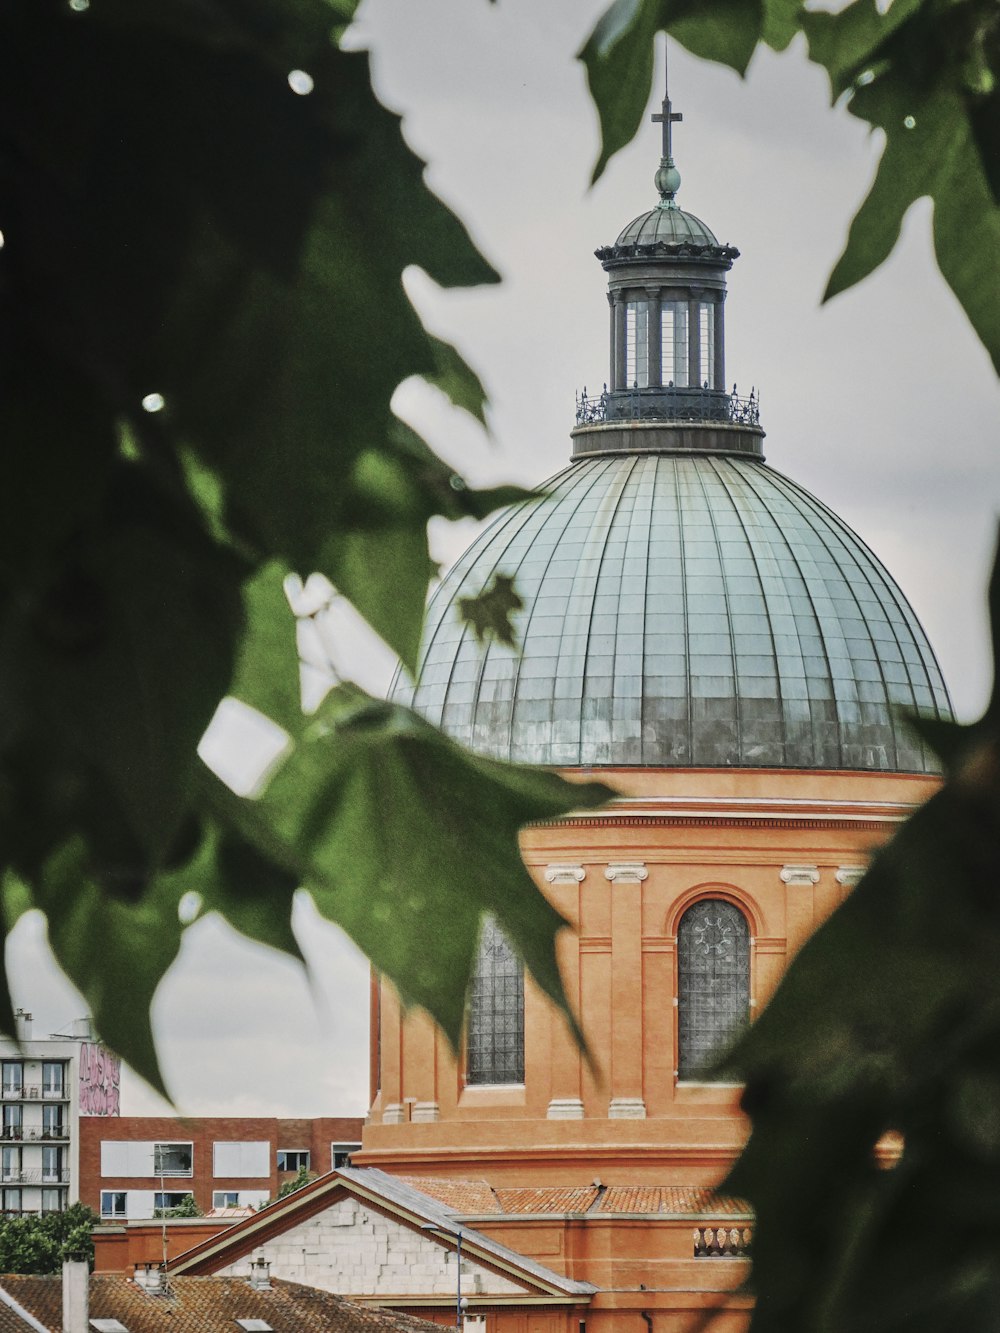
top-left (677, 899), bottom-right (749, 1080)
top-left (699, 302), bottom-right (715, 387)
top-left (661, 301), bottom-right (689, 386)
top-left (626, 300), bottom-right (649, 388)
top-left (467, 916), bottom-right (524, 1085)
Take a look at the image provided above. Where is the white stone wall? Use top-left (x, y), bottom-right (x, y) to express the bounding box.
top-left (218, 1196), bottom-right (529, 1297)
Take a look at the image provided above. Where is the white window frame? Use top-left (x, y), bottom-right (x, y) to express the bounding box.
top-left (276, 1149), bottom-right (309, 1173)
top-left (101, 1191), bottom-right (127, 1219)
top-left (153, 1190), bottom-right (193, 1212)
top-left (152, 1142), bottom-right (193, 1177)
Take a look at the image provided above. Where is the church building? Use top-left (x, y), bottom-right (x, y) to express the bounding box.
top-left (168, 70), bottom-right (952, 1333)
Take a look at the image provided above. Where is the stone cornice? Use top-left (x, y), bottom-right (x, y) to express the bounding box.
top-left (531, 793), bottom-right (919, 832)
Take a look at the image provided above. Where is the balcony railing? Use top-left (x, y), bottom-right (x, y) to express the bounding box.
top-left (1, 1085), bottom-right (68, 1101)
top-left (0, 1170), bottom-right (70, 1185)
top-left (693, 1226), bottom-right (752, 1258)
top-left (575, 385), bottom-right (760, 428)
top-left (0, 1128), bottom-right (67, 1142)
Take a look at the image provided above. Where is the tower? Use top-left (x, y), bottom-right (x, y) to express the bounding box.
top-left (356, 61), bottom-right (951, 1327)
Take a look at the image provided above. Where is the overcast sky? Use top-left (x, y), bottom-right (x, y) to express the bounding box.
top-left (14, 0), bottom-right (1000, 1117)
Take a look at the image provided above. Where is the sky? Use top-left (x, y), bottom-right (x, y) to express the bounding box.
top-left (12, 0), bottom-right (1000, 1117)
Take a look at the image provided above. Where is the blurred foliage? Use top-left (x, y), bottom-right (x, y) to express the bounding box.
top-left (0, 0), bottom-right (613, 1096)
top-left (580, 0), bottom-right (1000, 1327)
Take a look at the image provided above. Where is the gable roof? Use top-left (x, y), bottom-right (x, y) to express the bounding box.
top-left (395, 1178), bottom-right (750, 1219)
top-left (171, 1167), bottom-right (595, 1299)
top-left (0, 1275), bottom-right (440, 1333)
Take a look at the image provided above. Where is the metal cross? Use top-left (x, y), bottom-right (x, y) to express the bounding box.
top-left (651, 59), bottom-right (683, 161)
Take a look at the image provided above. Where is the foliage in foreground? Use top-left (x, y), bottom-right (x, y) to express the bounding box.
top-left (0, 0), bottom-right (612, 1094)
top-left (0, 1204), bottom-right (97, 1274)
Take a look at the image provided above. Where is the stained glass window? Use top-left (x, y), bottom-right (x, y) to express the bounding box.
top-left (467, 917), bottom-right (524, 1084)
top-left (677, 899), bottom-right (749, 1080)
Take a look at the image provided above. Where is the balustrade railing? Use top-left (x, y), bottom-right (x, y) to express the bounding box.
top-left (693, 1225), bottom-right (752, 1258)
top-left (0, 1169), bottom-right (70, 1185)
top-left (1, 1085), bottom-right (68, 1101)
top-left (576, 385), bottom-right (760, 428)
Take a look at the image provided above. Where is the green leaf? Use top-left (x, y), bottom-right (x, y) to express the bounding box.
top-left (580, 0), bottom-right (764, 181)
top-left (209, 686), bottom-right (614, 1049)
top-left (426, 335), bottom-right (490, 425)
top-left (195, 819), bottom-right (304, 963)
top-left (228, 563), bottom-right (304, 736)
top-left (458, 573), bottom-right (525, 649)
top-left (32, 837), bottom-right (191, 1098)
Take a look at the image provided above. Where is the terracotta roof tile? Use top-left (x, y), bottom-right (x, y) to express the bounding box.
top-left (493, 1188), bottom-right (601, 1215)
top-left (395, 1177), bottom-right (500, 1214)
top-left (596, 1186), bottom-right (750, 1217)
top-left (0, 1274), bottom-right (441, 1333)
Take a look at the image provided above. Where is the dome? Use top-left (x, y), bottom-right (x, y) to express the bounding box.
top-left (615, 203), bottom-right (720, 249)
top-left (390, 453), bottom-right (951, 772)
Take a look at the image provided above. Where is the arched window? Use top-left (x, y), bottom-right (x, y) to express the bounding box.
top-left (677, 899), bottom-right (749, 1080)
top-left (467, 917), bottom-right (524, 1085)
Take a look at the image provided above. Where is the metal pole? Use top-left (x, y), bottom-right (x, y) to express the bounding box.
top-left (455, 1230), bottom-right (462, 1329)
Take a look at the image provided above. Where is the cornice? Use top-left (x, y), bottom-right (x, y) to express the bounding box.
top-left (531, 793), bottom-right (918, 832)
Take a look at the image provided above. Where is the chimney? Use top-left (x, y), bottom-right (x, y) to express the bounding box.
top-left (61, 1259), bottom-right (88, 1333)
top-left (248, 1257), bottom-right (272, 1291)
top-left (133, 1263), bottom-right (166, 1294)
top-left (14, 1010), bottom-right (31, 1042)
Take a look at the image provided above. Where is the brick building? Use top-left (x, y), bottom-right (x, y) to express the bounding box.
top-left (80, 1117), bottom-right (362, 1220)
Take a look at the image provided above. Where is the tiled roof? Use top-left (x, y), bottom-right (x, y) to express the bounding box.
top-left (0, 1275), bottom-right (440, 1333)
top-left (493, 1188), bottom-right (601, 1215)
top-left (596, 1186), bottom-right (750, 1217)
top-left (396, 1178), bottom-right (500, 1214)
top-left (392, 1177), bottom-right (749, 1219)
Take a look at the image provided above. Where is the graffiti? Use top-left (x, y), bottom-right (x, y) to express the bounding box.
top-left (78, 1043), bottom-right (121, 1116)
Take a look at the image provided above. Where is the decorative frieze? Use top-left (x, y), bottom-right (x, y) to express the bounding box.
top-left (779, 864), bottom-right (819, 886)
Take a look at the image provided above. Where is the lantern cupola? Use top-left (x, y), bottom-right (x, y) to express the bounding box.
top-left (574, 64), bottom-right (763, 461)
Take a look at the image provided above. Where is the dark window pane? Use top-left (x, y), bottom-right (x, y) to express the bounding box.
top-left (467, 917), bottom-right (524, 1085)
top-left (677, 900), bottom-right (749, 1080)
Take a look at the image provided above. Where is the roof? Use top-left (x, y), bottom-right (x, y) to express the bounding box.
top-left (171, 1168), bottom-right (596, 1298)
top-left (391, 453), bottom-right (951, 771)
top-left (0, 1275), bottom-right (440, 1333)
top-left (396, 1178), bottom-right (749, 1219)
top-left (615, 203), bottom-right (719, 248)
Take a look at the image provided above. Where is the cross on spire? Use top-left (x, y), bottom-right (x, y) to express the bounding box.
top-left (651, 50), bottom-right (682, 163)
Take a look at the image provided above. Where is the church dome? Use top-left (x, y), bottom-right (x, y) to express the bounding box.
top-left (390, 452), bottom-right (951, 772)
top-left (615, 203), bottom-right (720, 249)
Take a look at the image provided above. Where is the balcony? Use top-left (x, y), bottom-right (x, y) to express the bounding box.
top-left (575, 384), bottom-right (760, 428)
top-left (0, 1085), bottom-right (68, 1102)
top-left (0, 1170), bottom-right (70, 1185)
top-left (0, 1128), bottom-right (67, 1142)
top-left (693, 1226), bottom-right (752, 1258)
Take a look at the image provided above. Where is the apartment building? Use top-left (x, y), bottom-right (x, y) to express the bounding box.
top-left (80, 1116), bottom-right (363, 1220)
top-left (0, 1014), bottom-right (120, 1215)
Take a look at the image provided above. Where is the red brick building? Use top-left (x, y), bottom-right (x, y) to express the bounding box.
top-left (80, 1116), bottom-right (363, 1220)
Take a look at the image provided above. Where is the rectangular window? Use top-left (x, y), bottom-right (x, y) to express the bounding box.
top-left (41, 1063), bottom-right (64, 1098)
top-left (101, 1191), bottom-right (127, 1219)
top-left (699, 302), bottom-right (715, 388)
top-left (331, 1143), bottom-right (361, 1170)
top-left (2, 1189), bottom-right (21, 1214)
top-left (276, 1150), bottom-right (309, 1173)
top-left (42, 1105), bottom-right (63, 1138)
top-left (213, 1191), bottom-right (239, 1208)
top-left (212, 1190), bottom-right (268, 1210)
top-left (661, 301), bottom-right (689, 386)
top-left (212, 1141), bottom-right (269, 1178)
top-left (152, 1143), bottom-right (193, 1176)
top-left (42, 1146), bottom-right (62, 1183)
top-left (153, 1191), bottom-right (193, 1216)
top-left (40, 1189), bottom-right (62, 1214)
top-left (2, 1106), bottom-right (21, 1138)
top-left (625, 301), bottom-right (649, 388)
top-left (1, 1147), bottom-right (20, 1182)
top-left (1, 1063), bottom-right (22, 1099)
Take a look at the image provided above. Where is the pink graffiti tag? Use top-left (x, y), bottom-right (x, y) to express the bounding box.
top-left (78, 1042), bottom-right (121, 1117)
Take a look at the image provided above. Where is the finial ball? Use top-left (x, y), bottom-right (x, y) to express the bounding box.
top-left (655, 163), bottom-right (681, 198)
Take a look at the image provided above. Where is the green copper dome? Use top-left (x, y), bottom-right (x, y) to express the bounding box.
top-left (615, 204), bottom-right (720, 249)
top-left (390, 454), bottom-right (951, 772)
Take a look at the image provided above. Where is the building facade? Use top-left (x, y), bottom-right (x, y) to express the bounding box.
top-left (80, 1116), bottom-right (363, 1220)
top-left (0, 1015), bottom-right (119, 1216)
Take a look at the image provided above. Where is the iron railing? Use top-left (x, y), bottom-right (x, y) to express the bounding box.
top-left (1, 1085), bottom-right (68, 1101)
top-left (575, 385), bottom-right (760, 428)
top-left (0, 1169), bottom-right (70, 1184)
